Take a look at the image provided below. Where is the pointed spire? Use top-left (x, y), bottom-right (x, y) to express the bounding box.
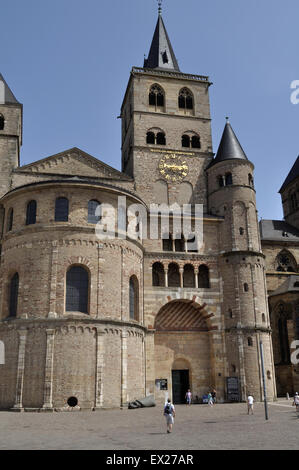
top-left (210, 119), bottom-right (248, 167)
top-left (0, 73), bottom-right (20, 105)
top-left (143, 13), bottom-right (180, 72)
top-left (279, 156), bottom-right (299, 193)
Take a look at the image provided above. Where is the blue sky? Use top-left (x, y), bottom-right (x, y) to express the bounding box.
top-left (1, 0), bottom-right (299, 220)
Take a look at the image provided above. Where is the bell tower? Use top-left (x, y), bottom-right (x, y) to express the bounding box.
top-left (120, 8), bottom-right (214, 208)
top-left (0, 74), bottom-right (22, 197)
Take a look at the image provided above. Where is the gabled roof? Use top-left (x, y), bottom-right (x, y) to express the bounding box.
top-left (143, 14), bottom-right (180, 72)
top-left (259, 219), bottom-right (299, 241)
top-left (208, 119), bottom-right (248, 168)
top-left (0, 73), bottom-right (20, 104)
top-left (269, 275), bottom-right (299, 297)
top-left (16, 147), bottom-right (132, 181)
top-left (279, 156), bottom-right (299, 193)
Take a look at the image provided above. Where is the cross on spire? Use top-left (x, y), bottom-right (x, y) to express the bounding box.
top-left (158, 0), bottom-right (162, 15)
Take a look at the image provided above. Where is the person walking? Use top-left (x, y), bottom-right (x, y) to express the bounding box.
top-left (211, 388), bottom-right (217, 404)
top-left (185, 389), bottom-right (192, 406)
top-left (208, 392), bottom-right (214, 406)
top-left (163, 398), bottom-right (176, 434)
top-left (247, 394), bottom-right (254, 415)
top-left (293, 392), bottom-right (299, 411)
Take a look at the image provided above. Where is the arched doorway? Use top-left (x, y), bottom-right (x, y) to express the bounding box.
top-left (154, 299), bottom-right (214, 403)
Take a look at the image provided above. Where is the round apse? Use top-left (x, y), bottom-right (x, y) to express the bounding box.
top-left (67, 396), bottom-right (78, 407)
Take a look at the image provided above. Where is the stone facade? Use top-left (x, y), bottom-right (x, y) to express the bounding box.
top-left (0, 13), bottom-right (292, 411)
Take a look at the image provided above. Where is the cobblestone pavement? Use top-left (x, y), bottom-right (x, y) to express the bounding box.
top-left (0, 400), bottom-right (298, 450)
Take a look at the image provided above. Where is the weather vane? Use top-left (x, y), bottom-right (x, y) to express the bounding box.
top-left (158, 0), bottom-right (162, 15)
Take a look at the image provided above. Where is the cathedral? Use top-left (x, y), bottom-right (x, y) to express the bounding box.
top-left (0, 10), bottom-right (298, 411)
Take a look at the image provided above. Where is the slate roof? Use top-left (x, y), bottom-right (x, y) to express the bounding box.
top-left (269, 275), bottom-right (299, 297)
top-left (259, 219), bottom-right (299, 241)
top-left (279, 156), bottom-right (299, 193)
top-left (0, 73), bottom-right (20, 104)
top-left (143, 14), bottom-right (180, 72)
top-left (208, 120), bottom-right (248, 168)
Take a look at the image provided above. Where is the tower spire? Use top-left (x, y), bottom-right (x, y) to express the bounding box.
top-left (143, 6), bottom-right (180, 72)
top-left (209, 118), bottom-right (248, 167)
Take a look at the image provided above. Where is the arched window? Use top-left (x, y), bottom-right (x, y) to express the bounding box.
top-left (225, 173), bottom-right (233, 186)
top-left (149, 84), bottom-right (164, 108)
top-left (7, 208), bottom-right (13, 232)
top-left (26, 200), bottom-right (37, 225)
top-left (191, 135), bottom-right (201, 149)
top-left (0, 114), bottom-right (4, 131)
top-left (162, 233), bottom-right (172, 251)
top-left (178, 88), bottom-right (193, 110)
top-left (88, 200), bottom-right (101, 224)
top-left (262, 313), bottom-right (266, 323)
top-left (174, 234), bottom-right (185, 252)
top-left (198, 265), bottom-right (210, 288)
top-left (55, 197), bottom-right (69, 222)
top-left (156, 132), bottom-right (166, 145)
top-left (9, 273), bottom-right (19, 317)
top-left (66, 266), bottom-right (89, 313)
top-left (168, 263), bottom-right (180, 287)
top-left (244, 283), bottom-right (249, 292)
top-left (152, 262), bottom-right (165, 287)
top-left (183, 264), bottom-right (195, 288)
top-left (146, 131), bottom-right (155, 144)
top-left (248, 174), bottom-right (254, 187)
top-left (129, 275), bottom-right (139, 320)
top-left (275, 250), bottom-right (297, 273)
top-left (182, 135), bottom-right (190, 147)
top-left (186, 234), bottom-right (198, 253)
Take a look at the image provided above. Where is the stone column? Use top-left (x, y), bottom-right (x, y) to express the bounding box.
top-left (94, 329), bottom-right (105, 409)
top-left (195, 267), bottom-right (198, 288)
top-left (121, 330), bottom-right (128, 407)
top-left (12, 329), bottom-right (27, 411)
top-left (145, 330), bottom-right (156, 397)
top-left (164, 268), bottom-right (168, 288)
top-left (42, 329), bottom-right (55, 410)
top-left (179, 268), bottom-right (184, 288)
top-left (48, 242), bottom-right (58, 318)
top-left (97, 244), bottom-right (104, 318)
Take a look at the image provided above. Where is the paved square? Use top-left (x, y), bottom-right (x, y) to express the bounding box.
top-left (0, 401), bottom-right (298, 450)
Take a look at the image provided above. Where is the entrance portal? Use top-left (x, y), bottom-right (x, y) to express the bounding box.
top-left (172, 370), bottom-right (189, 404)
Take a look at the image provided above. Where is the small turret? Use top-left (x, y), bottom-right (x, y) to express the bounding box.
top-left (207, 119), bottom-right (276, 401)
top-left (0, 73), bottom-right (22, 197)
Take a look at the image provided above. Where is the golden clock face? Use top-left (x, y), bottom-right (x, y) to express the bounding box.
top-left (158, 154), bottom-right (189, 182)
